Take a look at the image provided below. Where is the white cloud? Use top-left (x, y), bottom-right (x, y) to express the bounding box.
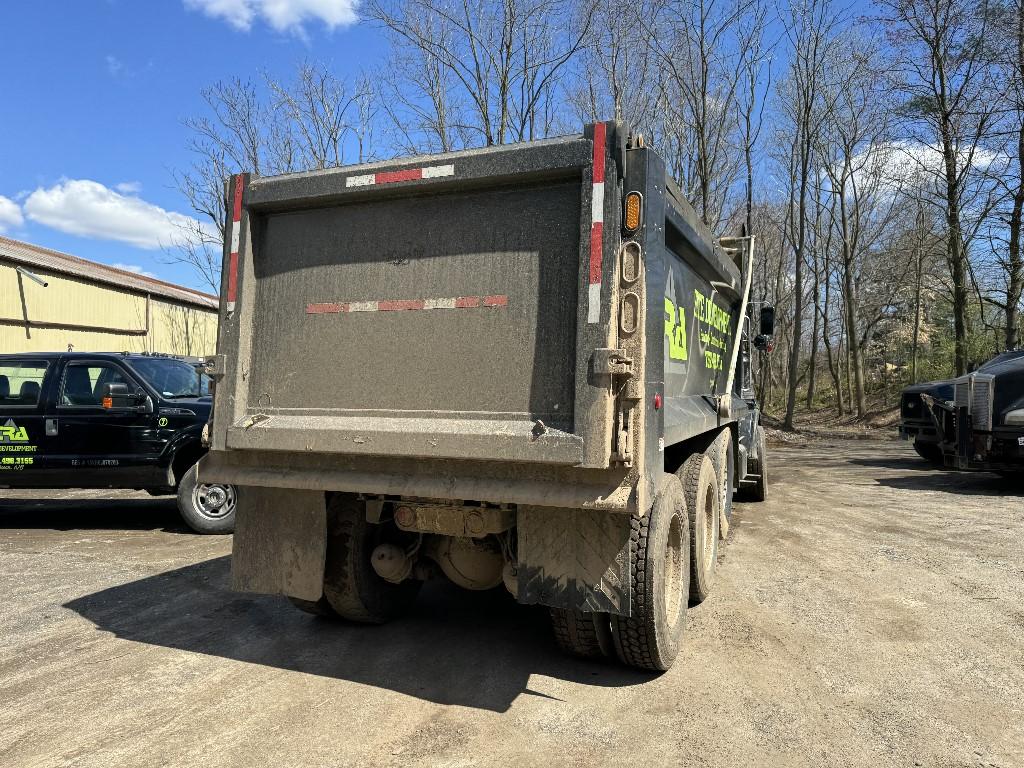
top-left (23, 179), bottom-right (213, 250)
top-left (105, 55), bottom-right (123, 76)
top-left (0, 196), bottom-right (24, 233)
top-left (115, 181), bottom-right (142, 194)
top-left (184, 0), bottom-right (359, 33)
top-left (111, 262), bottom-right (159, 279)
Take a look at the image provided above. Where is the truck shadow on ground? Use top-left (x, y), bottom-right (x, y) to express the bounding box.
top-left (848, 458), bottom-right (1019, 496)
top-left (0, 497), bottom-right (192, 533)
top-left (64, 555), bottom-right (651, 712)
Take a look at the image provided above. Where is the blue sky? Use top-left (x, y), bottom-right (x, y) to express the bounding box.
top-left (0, 0), bottom-right (377, 292)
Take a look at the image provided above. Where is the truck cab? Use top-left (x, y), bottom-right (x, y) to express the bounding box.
top-left (912, 350), bottom-right (1024, 475)
top-left (0, 352), bottom-right (235, 533)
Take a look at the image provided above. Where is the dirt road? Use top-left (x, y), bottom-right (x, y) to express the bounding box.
top-left (1, 441), bottom-right (1021, 767)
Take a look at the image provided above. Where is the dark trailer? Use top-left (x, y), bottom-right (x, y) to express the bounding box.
top-left (200, 122), bottom-right (773, 671)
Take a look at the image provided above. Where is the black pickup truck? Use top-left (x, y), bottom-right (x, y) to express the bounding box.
top-left (0, 352), bottom-right (234, 533)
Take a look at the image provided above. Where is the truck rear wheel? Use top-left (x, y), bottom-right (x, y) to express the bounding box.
top-left (706, 429), bottom-right (734, 537)
top-left (549, 608), bottom-right (614, 660)
top-left (679, 454), bottom-right (719, 604)
top-left (288, 596), bottom-right (338, 617)
top-left (322, 494), bottom-right (420, 624)
top-left (611, 474), bottom-right (689, 672)
top-left (739, 425), bottom-right (768, 502)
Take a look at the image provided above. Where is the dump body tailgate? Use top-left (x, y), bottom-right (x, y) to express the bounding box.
top-left (212, 130), bottom-right (619, 467)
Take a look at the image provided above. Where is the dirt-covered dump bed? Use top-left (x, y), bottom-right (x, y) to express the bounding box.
top-left (209, 129), bottom-right (624, 468)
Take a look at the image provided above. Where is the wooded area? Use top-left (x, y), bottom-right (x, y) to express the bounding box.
top-left (172, 0), bottom-right (1024, 427)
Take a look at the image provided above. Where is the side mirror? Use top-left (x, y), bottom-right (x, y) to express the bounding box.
top-left (753, 335), bottom-right (774, 353)
top-left (102, 383), bottom-right (146, 410)
top-left (759, 305), bottom-right (776, 337)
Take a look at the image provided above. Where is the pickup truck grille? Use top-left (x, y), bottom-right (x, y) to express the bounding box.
top-left (954, 374), bottom-right (995, 432)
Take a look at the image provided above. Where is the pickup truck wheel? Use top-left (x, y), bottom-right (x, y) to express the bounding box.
top-left (549, 608), bottom-right (614, 660)
top-left (322, 494), bottom-right (420, 624)
top-left (679, 454), bottom-right (719, 604)
top-left (913, 440), bottom-right (943, 465)
top-left (176, 464), bottom-right (236, 534)
top-left (611, 474), bottom-right (689, 672)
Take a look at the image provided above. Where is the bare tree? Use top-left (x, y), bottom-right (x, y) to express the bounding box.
top-left (367, 0), bottom-right (595, 149)
top-left (878, 0), bottom-right (1003, 374)
top-left (984, 0), bottom-right (1024, 348)
top-left (776, 0), bottom-right (840, 429)
top-left (570, 0), bottom-right (660, 130)
top-left (816, 32), bottom-right (901, 416)
top-left (644, 0), bottom-right (755, 229)
top-left (170, 64), bottom-right (377, 290)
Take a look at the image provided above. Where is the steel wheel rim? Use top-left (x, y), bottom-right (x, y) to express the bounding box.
top-left (193, 483), bottom-right (236, 519)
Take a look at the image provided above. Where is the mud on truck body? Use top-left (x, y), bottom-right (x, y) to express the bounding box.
top-left (199, 122), bottom-right (773, 671)
top-left (917, 351), bottom-right (1024, 476)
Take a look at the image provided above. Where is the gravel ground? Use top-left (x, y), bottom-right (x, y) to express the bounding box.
top-left (0, 441), bottom-right (1021, 768)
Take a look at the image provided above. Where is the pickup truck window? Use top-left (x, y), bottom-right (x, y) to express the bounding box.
top-left (59, 363), bottom-right (133, 407)
top-left (127, 358), bottom-right (209, 398)
top-left (0, 361), bottom-right (49, 407)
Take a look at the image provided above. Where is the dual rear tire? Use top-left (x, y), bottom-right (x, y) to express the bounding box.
top-left (290, 494), bottom-right (421, 623)
top-left (549, 474), bottom-right (691, 671)
top-left (553, 446), bottom-right (730, 671)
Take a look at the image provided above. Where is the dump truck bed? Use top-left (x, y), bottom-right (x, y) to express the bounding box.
top-left (204, 123), bottom-right (746, 513)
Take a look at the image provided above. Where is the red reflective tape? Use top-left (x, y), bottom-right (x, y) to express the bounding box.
top-left (227, 252), bottom-right (239, 303)
top-left (589, 222), bottom-right (604, 284)
top-left (231, 175), bottom-right (244, 221)
top-left (306, 303), bottom-right (343, 314)
top-left (592, 123), bottom-right (606, 184)
top-left (376, 168), bottom-right (423, 185)
top-left (377, 299), bottom-right (426, 311)
top-left (306, 295), bottom-right (509, 315)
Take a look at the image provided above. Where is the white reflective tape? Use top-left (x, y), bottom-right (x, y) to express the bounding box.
top-left (587, 283), bottom-right (601, 324)
top-left (346, 174), bottom-right (376, 188)
top-left (422, 164), bottom-right (455, 179)
top-left (226, 301), bottom-right (236, 313)
top-left (424, 297), bottom-right (457, 309)
top-left (230, 222), bottom-right (241, 253)
top-left (348, 301), bottom-right (377, 312)
top-left (591, 182), bottom-right (605, 223)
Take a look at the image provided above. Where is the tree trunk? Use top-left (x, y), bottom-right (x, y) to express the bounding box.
top-left (911, 209), bottom-right (924, 381)
top-left (807, 263), bottom-right (820, 408)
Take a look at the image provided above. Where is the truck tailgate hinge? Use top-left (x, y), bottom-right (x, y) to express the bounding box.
top-left (593, 348), bottom-right (633, 380)
top-left (593, 349), bottom-right (638, 466)
top-left (204, 354), bottom-right (228, 381)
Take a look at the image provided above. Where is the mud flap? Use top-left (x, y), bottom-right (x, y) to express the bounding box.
top-left (230, 486), bottom-right (327, 601)
top-left (516, 506), bottom-right (631, 616)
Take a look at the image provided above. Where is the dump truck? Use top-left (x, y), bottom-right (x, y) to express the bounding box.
top-left (199, 122), bottom-right (774, 671)
top-left (917, 350), bottom-right (1024, 475)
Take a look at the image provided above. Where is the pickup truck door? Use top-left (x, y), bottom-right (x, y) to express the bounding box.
top-left (0, 357), bottom-right (54, 484)
top-left (50, 359), bottom-right (165, 487)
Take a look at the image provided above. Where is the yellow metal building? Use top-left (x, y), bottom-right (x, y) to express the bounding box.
top-left (0, 236), bottom-right (218, 356)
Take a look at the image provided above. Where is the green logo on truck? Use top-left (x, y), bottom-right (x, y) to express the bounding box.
top-left (0, 419), bottom-right (29, 443)
top-left (664, 297), bottom-right (688, 361)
